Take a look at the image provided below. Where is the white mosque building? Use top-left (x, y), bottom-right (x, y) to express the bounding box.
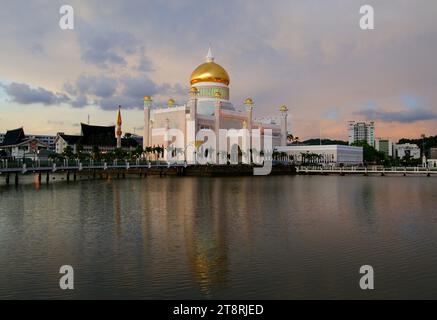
top-left (143, 48), bottom-right (289, 163)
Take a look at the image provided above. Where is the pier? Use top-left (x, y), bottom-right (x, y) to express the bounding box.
top-left (0, 160), bottom-right (189, 185)
top-left (0, 159), bottom-right (296, 185)
top-left (296, 166), bottom-right (437, 176)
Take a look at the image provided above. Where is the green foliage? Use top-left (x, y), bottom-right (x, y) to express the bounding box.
top-left (351, 140), bottom-right (387, 164)
top-left (62, 146), bottom-right (74, 159)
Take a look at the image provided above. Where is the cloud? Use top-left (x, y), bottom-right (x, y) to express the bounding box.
top-left (77, 23), bottom-right (138, 69)
top-left (1, 82), bottom-right (70, 106)
top-left (47, 120), bottom-right (64, 125)
top-left (1, 0), bottom-right (437, 139)
top-left (76, 75), bottom-right (118, 98)
top-left (356, 107), bottom-right (437, 123)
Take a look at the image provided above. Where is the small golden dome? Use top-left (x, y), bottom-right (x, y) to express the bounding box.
top-left (189, 87), bottom-right (198, 93)
top-left (144, 96), bottom-right (152, 101)
top-left (168, 98), bottom-right (175, 106)
top-left (214, 91), bottom-right (222, 99)
top-left (280, 105), bottom-right (288, 112)
top-left (190, 61), bottom-right (230, 86)
top-left (244, 98), bottom-right (254, 105)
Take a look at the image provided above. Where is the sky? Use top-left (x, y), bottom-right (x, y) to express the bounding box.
top-left (0, 0), bottom-right (436, 141)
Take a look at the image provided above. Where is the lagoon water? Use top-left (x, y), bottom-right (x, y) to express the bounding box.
top-left (0, 175), bottom-right (437, 299)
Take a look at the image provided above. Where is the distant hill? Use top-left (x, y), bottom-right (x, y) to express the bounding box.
top-left (301, 139), bottom-right (349, 146)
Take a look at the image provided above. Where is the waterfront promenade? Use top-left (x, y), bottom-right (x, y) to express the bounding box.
top-left (0, 159), bottom-right (296, 185)
top-left (1, 159), bottom-right (436, 186)
top-left (297, 166), bottom-right (437, 176)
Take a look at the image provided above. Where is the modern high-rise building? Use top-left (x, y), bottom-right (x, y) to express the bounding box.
top-left (375, 138), bottom-right (393, 157)
top-left (348, 121), bottom-right (375, 147)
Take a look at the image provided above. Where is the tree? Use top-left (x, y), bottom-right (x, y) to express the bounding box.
top-left (351, 140), bottom-right (386, 164)
top-left (92, 145), bottom-right (101, 161)
top-left (114, 148), bottom-right (127, 160)
top-left (134, 145), bottom-right (143, 158)
top-left (76, 144), bottom-right (85, 161)
top-left (63, 146), bottom-right (74, 159)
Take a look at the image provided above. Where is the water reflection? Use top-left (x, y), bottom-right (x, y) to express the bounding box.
top-left (1, 176), bottom-right (437, 299)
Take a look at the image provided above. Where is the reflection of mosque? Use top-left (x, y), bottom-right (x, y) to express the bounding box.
top-left (134, 177), bottom-right (230, 295)
top-left (183, 178), bottom-right (229, 295)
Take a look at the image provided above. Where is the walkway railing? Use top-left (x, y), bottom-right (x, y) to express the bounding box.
top-left (297, 165), bottom-right (437, 175)
top-left (0, 159), bottom-right (188, 174)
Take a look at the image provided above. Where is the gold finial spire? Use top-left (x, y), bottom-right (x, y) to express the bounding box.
top-left (117, 105), bottom-right (122, 126)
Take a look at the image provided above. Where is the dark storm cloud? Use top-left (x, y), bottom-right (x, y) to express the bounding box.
top-left (356, 108), bottom-right (437, 123)
top-left (0, 82), bottom-right (70, 105)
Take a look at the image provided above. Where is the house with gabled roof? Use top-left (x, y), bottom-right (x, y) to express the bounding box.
top-left (0, 128), bottom-right (48, 159)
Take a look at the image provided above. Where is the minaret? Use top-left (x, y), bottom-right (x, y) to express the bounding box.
top-left (116, 105), bottom-right (122, 149)
top-left (244, 98), bottom-right (254, 163)
top-left (186, 87), bottom-right (198, 164)
top-left (189, 87), bottom-right (198, 121)
top-left (214, 91), bottom-right (221, 163)
top-left (244, 98), bottom-right (254, 147)
top-left (280, 105), bottom-right (289, 146)
top-left (143, 96), bottom-right (152, 149)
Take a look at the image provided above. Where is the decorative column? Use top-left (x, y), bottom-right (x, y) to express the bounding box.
top-left (186, 87), bottom-right (198, 164)
top-left (214, 91), bottom-right (222, 164)
top-left (143, 96), bottom-right (152, 149)
top-left (164, 118), bottom-right (170, 161)
top-left (116, 105), bottom-right (122, 149)
top-left (280, 105), bottom-right (288, 147)
top-left (244, 98), bottom-right (254, 153)
top-left (189, 87), bottom-right (198, 121)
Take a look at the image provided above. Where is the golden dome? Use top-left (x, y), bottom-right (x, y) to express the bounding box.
top-left (144, 96), bottom-right (152, 101)
top-left (280, 105), bottom-right (288, 112)
top-left (190, 61), bottom-right (230, 86)
top-left (167, 98), bottom-right (175, 106)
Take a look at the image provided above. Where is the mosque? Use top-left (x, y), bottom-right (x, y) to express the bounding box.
top-left (142, 48), bottom-right (289, 163)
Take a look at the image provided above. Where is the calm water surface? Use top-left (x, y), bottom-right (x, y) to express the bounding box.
top-left (0, 175), bottom-right (437, 299)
